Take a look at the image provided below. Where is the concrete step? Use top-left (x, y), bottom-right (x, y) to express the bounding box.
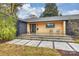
top-left (18, 35), bottom-right (72, 40)
top-left (17, 34), bottom-right (73, 42)
top-left (17, 37), bottom-right (73, 42)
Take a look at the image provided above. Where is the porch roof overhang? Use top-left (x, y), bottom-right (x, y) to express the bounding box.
top-left (18, 14), bottom-right (79, 22)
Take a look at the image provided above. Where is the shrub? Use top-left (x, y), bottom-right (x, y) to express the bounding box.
top-left (0, 13), bottom-right (16, 40)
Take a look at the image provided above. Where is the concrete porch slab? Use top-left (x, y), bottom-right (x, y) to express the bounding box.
top-left (54, 42), bottom-right (74, 51)
top-left (7, 39), bottom-right (21, 44)
top-left (7, 39), bottom-right (79, 52)
top-left (25, 40), bottom-right (40, 47)
top-left (69, 43), bottom-right (79, 52)
top-left (38, 41), bottom-right (53, 49)
top-left (14, 40), bottom-right (31, 45)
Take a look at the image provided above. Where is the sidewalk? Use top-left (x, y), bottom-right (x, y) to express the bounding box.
top-left (7, 39), bottom-right (79, 52)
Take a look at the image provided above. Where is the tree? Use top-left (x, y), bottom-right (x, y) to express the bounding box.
top-left (10, 3), bottom-right (22, 15)
top-left (41, 3), bottom-right (59, 17)
top-left (0, 13), bottom-right (16, 40)
top-left (0, 3), bottom-right (22, 16)
top-left (10, 3), bottom-right (22, 19)
top-left (0, 3), bottom-right (22, 40)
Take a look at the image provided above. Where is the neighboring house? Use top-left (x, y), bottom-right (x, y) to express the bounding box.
top-left (17, 14), bottom-right (79, 36)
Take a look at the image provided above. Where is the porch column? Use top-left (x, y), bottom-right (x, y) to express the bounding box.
top-left (63, 21), bottom-right (66, 35)
top-left (27, 23), bottom-right (30, 34)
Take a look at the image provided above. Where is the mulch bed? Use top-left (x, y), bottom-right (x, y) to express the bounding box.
top-left (0, 40), bottom-right (9, 43)
top-left (57, 49), bottom-right (79, 56)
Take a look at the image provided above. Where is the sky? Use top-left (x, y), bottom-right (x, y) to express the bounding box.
top-left (17, 3), bottom-right (79, 19)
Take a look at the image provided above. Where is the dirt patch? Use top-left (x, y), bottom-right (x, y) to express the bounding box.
top-left (0, 44), bottom-right (61, 56)
top-left (57, 49), bottom-right (79, 56)
top-left (0, 40), bottom-right (9, 43)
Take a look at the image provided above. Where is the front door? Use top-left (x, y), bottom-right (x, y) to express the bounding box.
top-left (31, 24), bottom-right (36, 33)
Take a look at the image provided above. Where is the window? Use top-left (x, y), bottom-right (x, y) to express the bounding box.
top-left (46, 23), bottom-right (55, 28)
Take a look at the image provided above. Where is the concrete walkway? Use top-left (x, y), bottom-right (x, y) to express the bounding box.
top-left (7, 39), bottom-right (79, 52)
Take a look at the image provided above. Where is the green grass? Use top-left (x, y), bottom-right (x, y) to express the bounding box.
top-left (0, 43), bottom-right (61, 56)
top-left (74, 39), bottom-right (79, 44)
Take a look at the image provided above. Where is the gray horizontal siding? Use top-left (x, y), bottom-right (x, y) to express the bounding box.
top-left (16, 20), bottom-right (27, 36)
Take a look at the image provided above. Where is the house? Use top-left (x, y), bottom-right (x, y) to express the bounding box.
top-left (16, 14), bottom-right (79, 36)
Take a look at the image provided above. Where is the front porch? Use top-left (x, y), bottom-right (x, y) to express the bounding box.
top-left (27, 21), bottom-right (66, 35)
top-left (17, 33), bottom-right (73, 42)
top-left (17, 20), bottom-right (73, 42)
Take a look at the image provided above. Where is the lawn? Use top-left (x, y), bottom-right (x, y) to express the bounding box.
top-left (74, 39), bottom-right (79, 44)
top-left (0, 43), bottom-right (61, 56)
top-left (72, 36), bottom-right (79, 44)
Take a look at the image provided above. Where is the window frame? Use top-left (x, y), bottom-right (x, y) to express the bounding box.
top-left (46, 23), bottom-right (55, 28)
